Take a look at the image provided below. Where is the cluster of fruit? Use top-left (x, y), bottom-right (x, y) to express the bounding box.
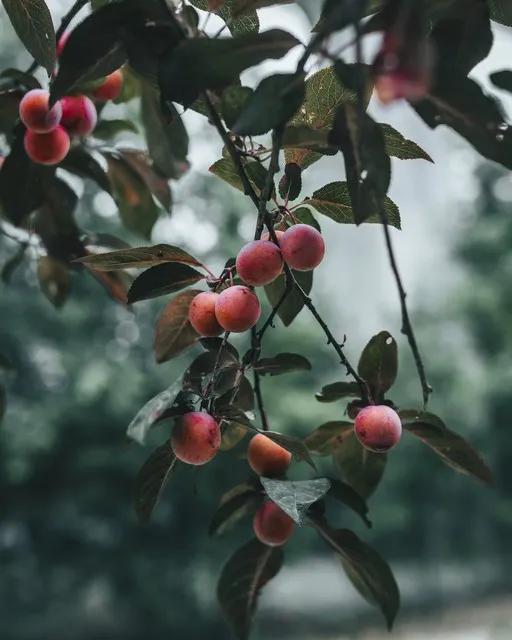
top-left (19, 35), bottom-right (123, 166)
top-left (189, 224), bottom-right (325, 335)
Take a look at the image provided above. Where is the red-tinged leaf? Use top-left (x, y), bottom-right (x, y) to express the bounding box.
top-left (134, 439), bottom-right (178, 524)
top-left (75, 244), bottom-right (204, 271)
top-left (358, 331), bottom-right (398, 399)
top-left (209, 483), bottom-right (262, 536)
top-left (304, 421), bottom-right (353, 456)
top-left (154, 290), bottom-right (201, 363)
top-left (127, 263), bottom-right (204, 303)
top-left (333, 432), bottom-right (387, 498)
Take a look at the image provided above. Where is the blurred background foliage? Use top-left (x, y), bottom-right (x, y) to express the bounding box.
top-left (1, 1), bottom-right (511, 639)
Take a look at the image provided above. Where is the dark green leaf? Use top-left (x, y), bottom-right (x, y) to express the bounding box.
top-left (264, 269), bottom-right (312, 327)
top-left (261, 477), bottom-right (331, 524)
top-left (0, 384), bottom-right (5, 422)
top-left (134, 440), bottom-right (177, 524)
top-left (159, 29), bottom-right (300, 106)
top-left (315, 381), bottom-right (361, 403)
top-left (358, 331), bottom-right (398, 399)
top-left (1, 243), bottom-right (27, 284)
top-left (327, 479), bottom-right (371, 528)
top-left (334, 432), bottom-right (387, 498)
top-left (128, 263), bottom-right (204, 303)
top-left (183, 347), bottom-right (239, 396)
top-left (127, 378), bottom-right (183, 445)
top-left (209, 156), bottom-right (268, 195)
top-left (154, 289), bottom-right (202, 363)
top-left (304, 421), bottom-right (353, 456)
top-left (93, 118), bottom-right (138, 140)
top-left (233, 73), bottom-right (305, 136)
top-left (305, 182), bottom-right (401, 229)
top-left (490, 70), bottom-right (512, 92)
top-left (201, 337), bottom-right (240, 360)
top-left (380, 123), bottom-right (433, 162)
top-left (264, 430), bottom-right (316, 470)
top-left (221, 85), bottom-right (253, 130)
top-left (231, 0), bottom-right (294, 15)
top-left (116, 148), bottom-right (173, 211)
top-left (0, 88), bottom-right (23, 134)
top-left (293, 206), bottom-right (320, 231)
top-left (190, 0), bottom-right (260, 35)
top-left (254, 352), bottom-right (311, 376)
top-left (314, 0), bottom-right (370, 35)
top-left (220, 421), bottom-right (248, 451)
top-left (399, 410), bottom-right (494, 485)
top-left (37, 256), bottom-right (69, 308)
top-left (490, 0), bottom-right (512, 26)
top-left (278, 163), bottom-right (302, 201)
top-left (2, 0), bottom-right (56, 75)
top-left (313, 522), bottom-right (399, 630)
top-left (75, 244), bottom-right (203, 271)
top-left (218, 539), bottom-right (283, 640)
top-left (61, 147), bottom-right (112, 194)
top-left (209, 483), bottom-right (262, 536)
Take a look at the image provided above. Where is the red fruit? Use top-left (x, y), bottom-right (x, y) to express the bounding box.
top-left (374, 70), bottom-right (430, 104)
top-left (261, 229), bottom-right (285, 244)
top-left (57, 32), bottom-right (70, 57)
top-left (19, 89), bottom-right (62, 133)
top-left (215, 285), bottom-right (261, 333)
top-left (354, 405), bottom-right (402, 453)
top-left (92, 70), bottom-right (123, 102)
top-left (253, 501), bottom-right (295, 547)
top-left (24, 126), bottom-right (70, 165)
top-left (61, 95), bottom-right (97, 136)
top-left (236, 240), bottom-right (283, 286)
top-left (188, 291), bottom-right (223, 337)
top-left (280, 224), bottom-right (325, 271)
top-left (171, 412), bottom-right (221, 465)
top-left (248, 433), bottom-right (292, 477)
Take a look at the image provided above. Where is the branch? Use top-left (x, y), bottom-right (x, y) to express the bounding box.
top-left (251, 327), bottom-right (269, 431)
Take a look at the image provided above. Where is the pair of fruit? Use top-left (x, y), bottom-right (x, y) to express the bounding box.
top-left (188, 225), bottom-right (326, 336)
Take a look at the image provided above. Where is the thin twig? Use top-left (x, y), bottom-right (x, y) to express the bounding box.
top-left (205, 332), bottom-right (231, 412)
top-left (251, 327), bottom-right (269, 431)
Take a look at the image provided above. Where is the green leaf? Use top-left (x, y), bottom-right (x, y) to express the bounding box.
top-left (278, 162), bottom-right (302, 201)
top-left (104, 152), bottom-right (160, 239)
top-left (233, 73), bottom-right (305, 136)
top-left (190, 0), bottom-right (259, 36)
top-left (327, 479), bottom-right (371, 528)
top-left (264, 269), bottom-right (312, 327)
top-left (380, 123), bottom-right (433, 162)
top-left (264, 430), bottom-right (316, 470)
top-left (209, 156), bottom-right (268, 195)
top-left (489, 0), bottom-right (512, 26)
top-left (183, 347), bottom-right (239, 396)
top-left (209, 483), bottom-right (262, 536)
top-left (93, 118), bottom-right (138, 140)
top-left (315, 381), bottom-right (361, 403)
top-left (293, 206), bottom-right (320, 231)
top-left (221, 86), bottom-right (253, 129)
top-left (0, 384), bottom-right (5, 422)
top-left (116, 148), bottom-right (173, 212)
top-left (2, 0), bottom-right (56, 75)
top-left (231, 0), bottom-right (294, 15)
top-left (358, 331), bottom-right (398, 399)
top-left (134, 440), bottom-right (177, 524)
top-left (313, 522), bottom-right (400, 630)
top-left (37, 256), bottom-right (69, 308)
top-left (75, 244), bottom-right (203, 271)
top-left (399, 410), bottom-right (494, 485)
top-left (305, 421), bottom-right (353, 456)
top-left (154, 290), bottom-right (202, 363)
top-left (333, 432), bottom-right (387, 498)
top-left (305, 182), bottom-right (401, 229)
top-left (127, 378), bottom-right (183, 445)
top-left (314, 0), bottom-right (370, 35)
top-left (490, 69), bottom-right (512, 92)
top-left (61, 147), bottom-right (112, 194)
top-left (0, 88), bottom-right (24, 134)
top-left (127, 263), bottom-right (204, 303)
top-left (159, 29), bottom-right (300, 105)
top-left (218, 539), bottom-right (283, 640)
top-left (254, 352), bottom-right (311, 376)
top-left (220, 421), bottom-right (249, 451)
top-left (261, 477), bottom-right (331, 524)
top-left (141, 85), bottom-right (190, 179)
top-left (2, 243), bottom-right (27, 284)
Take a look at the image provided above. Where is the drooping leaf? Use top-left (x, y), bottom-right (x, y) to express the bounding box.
top-left (183, 347), bottom-right (239, 396)
top-left (209, 156), bottom-right (268, 196)
top-left (116, 148), bottom-right (173, 212)
top-left (380, 123), bottom-right (433, 162)
top-left (2, 0), bottom-right (56, 75)
top-left (305, 421), bottom-right (353, 456)
top-left (261, 477), bottom-right (331, 524)
top-left (233, 73), bottom-right (305, 136)
top-left (128, 263), bottom-right (204, 303)
top-left (75, 244), bottom-right (203, 271)
top-left (264, 269), bottom-right (312, 327)
top-left (254, 352), bottom-right (311, 376)
top-left (399, 410), bottom-right (494, 485)
top-left (305, 182), bottom-right (401, 229)
top-left (190, 0), bottom-right (260, 36)
top-left (315, 381), bottom-right (361, 403)
top-left (127, 378), bottom-right (183, 445)
top-left (134, 440), bottom-right (177, 524)
top-left (264, 430), bottom-right (316, 470)
top-left (209, 483), bottom-right (262, 536)
top-left (61, 147), bottom-right (112, 194)
top-left (159, 29), bottom-right (300, 106)
top-left (221, 85), bottom-right (253, 130)
top-left (279, 162), bottom-right (302, 201)
top-left (327, 479), bottom-right (371, 528)
top-left (93, 118), bottom-right (139, 140)
top-left (489, 0), bottom-right (512, 26)
top-left (154, 290), bottom-right (202, 363)
top-left (37, 256), bottom-right (69, 308)
top-left (314, 0), bottom-right (371, 35)
top-left (313, 521), bottom-right (400, 630)
top-left (358, 331), bottom-right (398, 399)
top-left (333, 432), bottom-right (387, 498)
top-left (293, 206), bottom-right (320, 231)
top-left (0, 88), bottom-right (24, 134)
top-left (490, 70), bottom-right (512, 92)
top-left (220, 421), bottom-right (249, 451)
top-left (218, 539), bottom-right (283, 640)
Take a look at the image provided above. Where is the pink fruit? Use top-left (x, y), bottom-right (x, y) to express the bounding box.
top-left (215, 285), bottom-right (261, 333)
top-left (248, 433), bottom-right (292, 477)
top-left (253, 501), bottom-right (295, 547)
top-left (19, 89), bottom-right (62, 133)
top-left (60, 95), bottom-right (97, 136)
top-left (92, 70), bottom-right (123, 102)
top-left (236, 240), bottom-right (283, 286)
top-left (24, 126), bottom-right (70, 165)
top-left (354, 405), bottom-right (402, 453)
top-left (279, 224), bottom-right (325, 271)
top-left (171, 412), bottom-right (221, 465)
top-left (188, 291), bottom-right (223, 337)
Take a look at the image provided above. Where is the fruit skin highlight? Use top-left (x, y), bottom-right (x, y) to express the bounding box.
top-left (253, 501), bottom-right (295, 547)
top-left (92, 70), bottom-right (123, 102)
top-left (24, 126), bottom-right (70, 165)
top-left (248, 433), bottom-right (291, 477)
top-left (171, 412), bottom-right (221, 465)
top-left (188, 291), bottom-right (223, 337)
top-left (354, 405), bottom-right (402, 453)
top-left (236, 240), bottom-right (283, 286)
top-left (215, 285), bottom-right (261, 333)
top-left (279, 224), bottom-right (325, 271)
top-left (60, 95), bottom-right (98, 136)
top-left (19, 89), bottom-right (62, 134)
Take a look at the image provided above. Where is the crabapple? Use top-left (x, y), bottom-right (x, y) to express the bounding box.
top-left (61, 95), bottom-right (97, 136)
top-left (248, 433), bottom-right (291, 477)
top-left (188, 291), bottom-right (223, 337)
top-left (92, 69), bottom-right (123, 102)
top-left (253, 501), bottom-right (295, 547)
top-left (261, 229), bottom-right (285, 243)
top-left (24, 126), bottom-right (70, 165)
top-left (19, 89), bottom-right (62, 133)
top-left (171, 412), bottom-right (221, 465)
top-left (280, 224), bottom-right (325, 271)
top-left (354, 405), bottom-right (402, 453)
top-left (215, 285), bottom-right (261, 333)
top-left (236, 240), bottom-right (283, 286)
top-left (56, 32), bottom-right (70, 57)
